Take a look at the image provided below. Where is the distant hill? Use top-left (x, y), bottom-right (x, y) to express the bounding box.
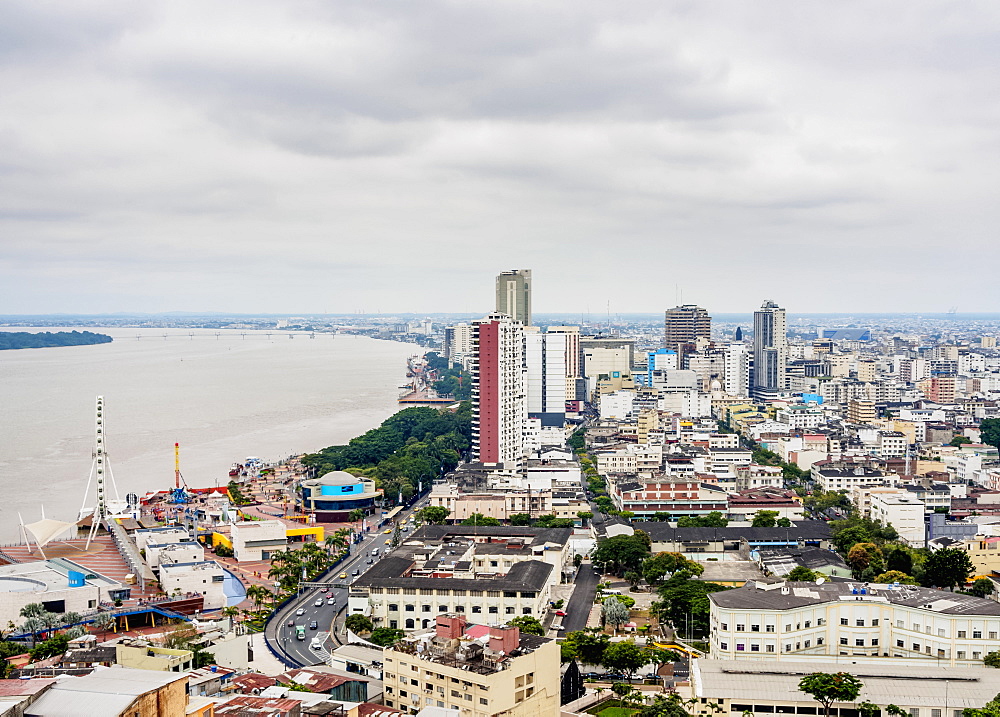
top-left (0, 330), bottom-right (113, 350)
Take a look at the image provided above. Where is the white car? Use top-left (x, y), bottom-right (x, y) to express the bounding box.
top-left (310, 638), bottom-right (323, 650)
top-left (295, 608), bottom-right (305, 616)
top-left (326, 597), bottom-right (335, 605)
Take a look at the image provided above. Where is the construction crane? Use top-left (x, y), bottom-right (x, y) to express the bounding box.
top-left (170, 442), bottom-right (190, 504)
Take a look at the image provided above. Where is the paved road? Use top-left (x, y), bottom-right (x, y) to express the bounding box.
top-left (264, 497), bottom-right (429, 667)
top-left (562, 563), bottom-right (599, 633)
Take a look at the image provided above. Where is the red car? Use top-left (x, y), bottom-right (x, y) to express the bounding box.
top-left (554, 610), bottom-right (567, 617)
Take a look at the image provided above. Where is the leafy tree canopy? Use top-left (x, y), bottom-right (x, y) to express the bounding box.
top-left (798, 672), bottom-right (864, 717)
top-left (922, 548), bottom-right (975, 591)
top-left (786, 566), bottom-right (819, 582)
top-left (508, 616), bottom-right (545, 636)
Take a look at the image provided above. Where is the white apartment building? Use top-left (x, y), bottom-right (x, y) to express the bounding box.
top-left (231, 520), bottom-right (287, 562)
top-left (734, 465), bottom-right (784, 491)
top-left (350, 526), bottom-right (570, 630)
top-left (878, 430), bottom-right (909, 458)
top-left (593, 445), bottom-right (662, 476)
top-left (869, 491), bottom-right (925, 546)
top-left (724, 344), bottom-right (751, 397)
top-left (158, 561), bottom-right (227, 609)
top-left (599, 390), bottom-right (634, 420)
top-left (776, 404), bottom-right (826, 429)
top-left (524, 329), bottom-right (567, 428)
top-left (146, 541), bottom-right (205, 570)
top-left (710, 579), bottom-right (1000, 666)
top-left (812, 464), bottom-right (894, 492)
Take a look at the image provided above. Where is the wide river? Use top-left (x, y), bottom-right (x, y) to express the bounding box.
top-left (0, 328), bottom-right (416, 542)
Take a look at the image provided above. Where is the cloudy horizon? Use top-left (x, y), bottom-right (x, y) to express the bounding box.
top-left (2, 2), bottom-right (998, 315)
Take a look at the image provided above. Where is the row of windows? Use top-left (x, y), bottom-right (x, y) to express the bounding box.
top-left (382, 604), bottom-right (532, 615)
top-left (372, 588), bottom-right (536, 598)
top-left (727, 704), bottom-right (960, 717)
top-left (722, 619), bottom-right (999, 638)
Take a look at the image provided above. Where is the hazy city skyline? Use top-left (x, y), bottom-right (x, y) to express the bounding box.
top-left (2, 2), bottom-right (999, 315)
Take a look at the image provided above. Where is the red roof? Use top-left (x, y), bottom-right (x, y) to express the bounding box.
top-left (0, 678), bottom-right (57, 696)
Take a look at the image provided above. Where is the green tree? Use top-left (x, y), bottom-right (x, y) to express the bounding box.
top-left (563, 630), bottom-right (610, 665)
top-left (642, 552), bottom-right (703, 586)
top-left (969, 578), bottom-right (996, 598)
top-left (777, 517), bottom-right (793, 527)
top-left (509, 513), bottom-right (532, 526)
top-left (847, 543), bottom-right (885, 578)
top-left (786, 566), bottom-right (819, 582)
top-left (460, 513), bottom-right (501, 526)
top-left (577, 511), bottom-right (594, 526)
top-left (345, 614), bottom-right (373, 634)
top-left (653, 575), bottom-right (731, 638)
top-left (872, 570), bottom-right (917, 585)
top-left (984, 652), bottom-right (1000, 669)
top-left (922, 548), bottom-right (975, 591)
top-left (601, 640), bottom-right (650, 682)
top-left (602, 596), bottom-right (631, 632)
top-left (676, 511), bottom-right (729, 528)
top-left (418, 506), bottom-right (450, 524)
top-left (624, 571), bottom-right (642, 589)
top-left (640, 693), bottom-right (693, 717)
top-left (508, 616), bottom-right (545, 636)
top-left (368, 628), bottom-right (405, 647)
top-left (951, 436), bottom-right (972, 447)
top-left (798, 672), bottom-right (863, 717)
top-left (594, 535), bottom-right (651, 576)
top-left (979, 418), bottom-right (1000, 451)
top-left (751, 510), bottom-right (780, 527)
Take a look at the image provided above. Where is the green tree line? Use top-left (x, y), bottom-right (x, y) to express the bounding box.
top-left (301, 403), bottom-right (472, 504)
top-left (0, 330), bottom-right (112, 350)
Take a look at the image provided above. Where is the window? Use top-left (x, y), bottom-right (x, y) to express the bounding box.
top-left (721, 623), bottom-right (728, 630)
top-left (974, 652), bottom-right (982, 660)
top-left (913, 644), bottom-right (920, 651)
top-left (488, 607), bottom-right (498, 614)
top-left (872, 638), bottom-right (879, 646)
top-left (909, 710), bottom-right (919, 717)
top-left (480, 699), bottom-right (488, 706)
top-left (751, 624), bottom-right (760, 632)
top-left (736, 644), bottom-right (745, 651)
top-left (472, 606), bottom-right (481, 613)
top-left (991, 632), bottom-right (998, 640)
top-left (439, 605), bottom-right (448, 612)
top-left (958, 651), bottom-right (966, 659)
top-left (487, 590), bottom-right (501, 598)
top-left (522, 608), bottom-right (532, 614)
top-left (856, 619), bottom-right (865, 627)
top-left (751, 644), bottom-right (760, 652)
top-left (896, 640), bottom-right (904, 648)
top-left (872, 619), bottom-right (879, 626)
top-left (422, 605), bottom-right (431, 612)
top-left (818, 618), bottom-right (826, 626)
top-left (959, 631), bottom-right (967, 638)
top-left (804, 640), bottom-right (811, 648)
top-left (505, 607), bottom-right (515, 615)
top-left (974, 630), bottom-right (983, 639)
top-left (784, 644), bottom-right (791, 652)
top-left (720, 642), bottom-right (728, 650)
top-left (737, 624), bottom-right (745, 632)
top-left (856, 639), bottom-right (864, 647)
top-left (766, 625), bottom-right (775, 633)
top-left (897, 620), bottom-right (904, 628)
top-left (841, 618), bottom-right (849, 625)
top-left (785, 624), bottom-right (792, 632)
top-left (804, 621), bottom-right (811, 628)
top-left (766, 645), bottom-right (775, 653)
top-left (389, 604), bottom-right (399, 612)
top-left (456, 606), bottom-right (465, 613)
top-left (817, 638), bottom-right (824, 645)
top-left (406, 605), bottom-right (415, 612)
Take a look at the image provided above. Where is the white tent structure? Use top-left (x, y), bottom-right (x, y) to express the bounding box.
top-left (18, 513), bottom-right (76, 558)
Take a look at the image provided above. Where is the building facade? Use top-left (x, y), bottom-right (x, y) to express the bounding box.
top-left (495, 269), bottom-right (532, 326)
top-left (472, 313), bottom-right (527, 469)
top-left (752, 300), bottom-right (787, 397)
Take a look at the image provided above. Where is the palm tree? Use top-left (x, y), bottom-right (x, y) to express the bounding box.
top-left (349, 509), bottom-right (365, 534)
top-left (246, 585), bottom-right (271, 612)
top-left (21, 616), bottom-right (45, 647)
top-left (94, 612), bottom-right (116, 639)
top-left (324, 535), bottom-right (339, 556)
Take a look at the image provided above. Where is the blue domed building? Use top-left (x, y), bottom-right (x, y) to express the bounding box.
top-left (298, 470), bottom-right (381, 523)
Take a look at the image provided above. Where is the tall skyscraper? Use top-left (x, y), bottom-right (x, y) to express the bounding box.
top-left (546, 325), bottom-right (583, 402)
top-left (752, 300), bottom-right (787, 397)
top-left (471, 313), bottom-right (526, 468)
top-left (495, 269), bottom-right (532, 326)
top-left (664, 305), bottom-right (711, 365)
top-left (524, 329), bottom-right (567, 427)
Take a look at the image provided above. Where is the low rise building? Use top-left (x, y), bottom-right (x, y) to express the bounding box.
top-left (685, 659), bottom-right (1000, 716)
top-left (709, 578), bottom-right (1000, 666)
top-left (298, 470), bottom-right (382, 523)
top-left (159, 561), bottom-right (227, 609)
top-left (0, 559), bottom-right (128, 628)
top-left (116, 638), bottom-right (195, 672)
top-left (231, 519), bottom-right (287, 562)
top-left (350, 526), bottom-right (571, 631)
top-left (382, 615), bottom-right (560, 716)
top-left (18, 666), bottom-right (190, 716)
top-left (869, 491), bottom-right (925, 546)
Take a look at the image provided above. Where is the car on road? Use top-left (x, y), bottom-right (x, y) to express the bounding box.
top-left (287, 619), bottom-right (294, 627)
top-left (310, 638), bottom-right (323, 650)
top-left (352, 569), bottom-right (359, 576)
top-left (384, 539), bottom-right (391, 544)
top-left (314, 598), bottom-right (324, 607)
top-left (339, 572), bottom-right (347, 579)
top-left (295, 608), bottom-right (305, 616)
top-left (326, 597), bottom-right (335, 605)
top-left (551, 624), bottom-right (564, 632)
top-left (309, 620), bottom-right (318, 630)
top-left (383, 529), bottom-right (391, 534)
top-left (366, 558), bottom-right (373, 564)
top-left (554, 610), bottom-right (567, 616)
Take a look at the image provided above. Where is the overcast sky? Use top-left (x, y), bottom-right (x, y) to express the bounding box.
top-left (1, 2), bottom-right (998, 315)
